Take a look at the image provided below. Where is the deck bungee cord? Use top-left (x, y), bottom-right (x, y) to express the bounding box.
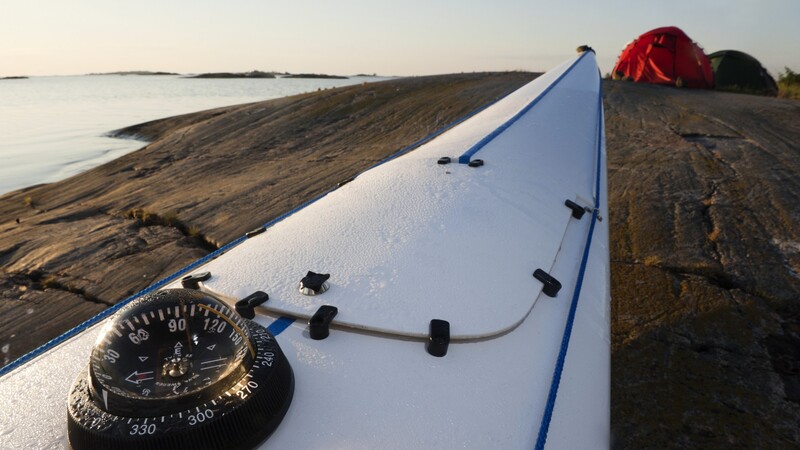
top-left (457, 51), bottom-right (589, 165)
top-left (536, 75), bottom-right (605, 450)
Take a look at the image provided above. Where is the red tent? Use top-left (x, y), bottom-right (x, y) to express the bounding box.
top-left (612, 27), bottom-right (714, 89)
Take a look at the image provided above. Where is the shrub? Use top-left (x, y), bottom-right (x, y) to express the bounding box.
top-left (778, 67), bottom-right (800, 85)
top-left (778, 67), bottom-right (800, 99)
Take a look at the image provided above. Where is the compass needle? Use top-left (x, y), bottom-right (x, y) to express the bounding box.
top-left (180, 299), bottom-right (194, 354)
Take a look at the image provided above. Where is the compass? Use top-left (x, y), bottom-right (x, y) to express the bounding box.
top-left (67, 288), bottom-right (294, 450)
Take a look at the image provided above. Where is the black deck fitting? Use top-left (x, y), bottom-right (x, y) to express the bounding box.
top-left (438, 157), bottom-right (452, 165)
top-left (181, 271), bottom-right (212, 290)
top-left (299, 271), bottom-right (331, 295)
top-left (427, 319), bottom-right (451, 357)
top-left (533, 269), bottom-right (562, 297)
top-left (337, 177), bottom-right (355, 187)
top-left (468, 159), bottom-right (484, 168)
top-left (235, 291), bottom-right (270, 320)
top-left (564, 199), bottom-right (586, 220)
top-left (245, 227), bottom-right (266, 238)
top-left (309, 305), bottom-right (338, 340)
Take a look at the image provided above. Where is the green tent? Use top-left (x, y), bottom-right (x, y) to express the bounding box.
top-left (708, 50), bottom-right (778, 96)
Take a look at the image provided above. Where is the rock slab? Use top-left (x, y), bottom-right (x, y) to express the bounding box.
top-left (0, 72), bottom-right (536, 367)
top-left (605, 80), bottom-right (800, 448)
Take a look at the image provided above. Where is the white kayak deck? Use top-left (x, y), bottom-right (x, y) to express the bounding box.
top-left (187, 54), bottom-right (601, 339)
top-left (0, 52), bottom-right (610, 449)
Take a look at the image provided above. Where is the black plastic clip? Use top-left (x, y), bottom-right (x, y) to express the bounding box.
top-left (427, 319), bottom-right (450, 357)
top-left (564, 199), bottom-right (586, 220)
top-left (533, 269), bottom-right (561, 297)
top-left (309, 305), bottom-right (338, 340)
top-left (235, 291), bottom-right (269, 320)
top-left (299, 271), bottom-right (331, 296)
top-left (181, 271), bottom-right (211, 290)
top-left (437, 157), bottom-right (452, 165)
top-left (337, 177), bottom-right (354, 187)
top-left (468, 159), bottom-right (484, 168)
top-left (245, 227), bottom-right (266, 238)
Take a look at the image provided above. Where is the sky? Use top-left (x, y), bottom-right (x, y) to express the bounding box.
top-left (1, 0), bottom-right (798, 78)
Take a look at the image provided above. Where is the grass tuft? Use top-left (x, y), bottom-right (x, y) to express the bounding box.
top-left (778, 67), bottom-right (800, 99)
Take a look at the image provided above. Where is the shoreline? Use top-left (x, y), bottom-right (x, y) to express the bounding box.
top-left (0, 71), bottom-right (538, 365)
top-left (0, 74), bottom-right (386, 196)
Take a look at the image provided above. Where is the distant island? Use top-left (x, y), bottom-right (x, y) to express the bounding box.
top-left (87, 71), bottom-right (178, 76)
top-left (1, 76), bottom-right (28, 80)
top-left (282, 73), bottom-right (348, 79)
top-left (183, 71), bottom-right (352, 80)
top-left (185, 71), bottom-right (276, 79)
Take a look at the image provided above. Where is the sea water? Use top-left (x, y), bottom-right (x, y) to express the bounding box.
top-left (0, 74), bottom-right (383, 196)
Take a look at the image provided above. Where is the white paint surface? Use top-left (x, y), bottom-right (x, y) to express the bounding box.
top-left (181, 54), bottom-right (597, 339)
top-left (0, 52), bottom-right (609, 450)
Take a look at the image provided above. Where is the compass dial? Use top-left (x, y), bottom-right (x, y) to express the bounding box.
top-left (67, 288), bottom-right (294, 450)
top-left (89, 289), bottom-right (254, 415)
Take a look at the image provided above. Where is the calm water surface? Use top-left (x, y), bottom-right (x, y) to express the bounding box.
top-left (0, 75), bottom-right (383, 195)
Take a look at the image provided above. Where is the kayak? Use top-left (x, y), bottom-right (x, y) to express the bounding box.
top-left (0, 50), bottom-right (609, 449)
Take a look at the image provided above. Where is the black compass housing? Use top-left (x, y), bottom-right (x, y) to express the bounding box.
top-left (66, 289), bottom-right (294, 450)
